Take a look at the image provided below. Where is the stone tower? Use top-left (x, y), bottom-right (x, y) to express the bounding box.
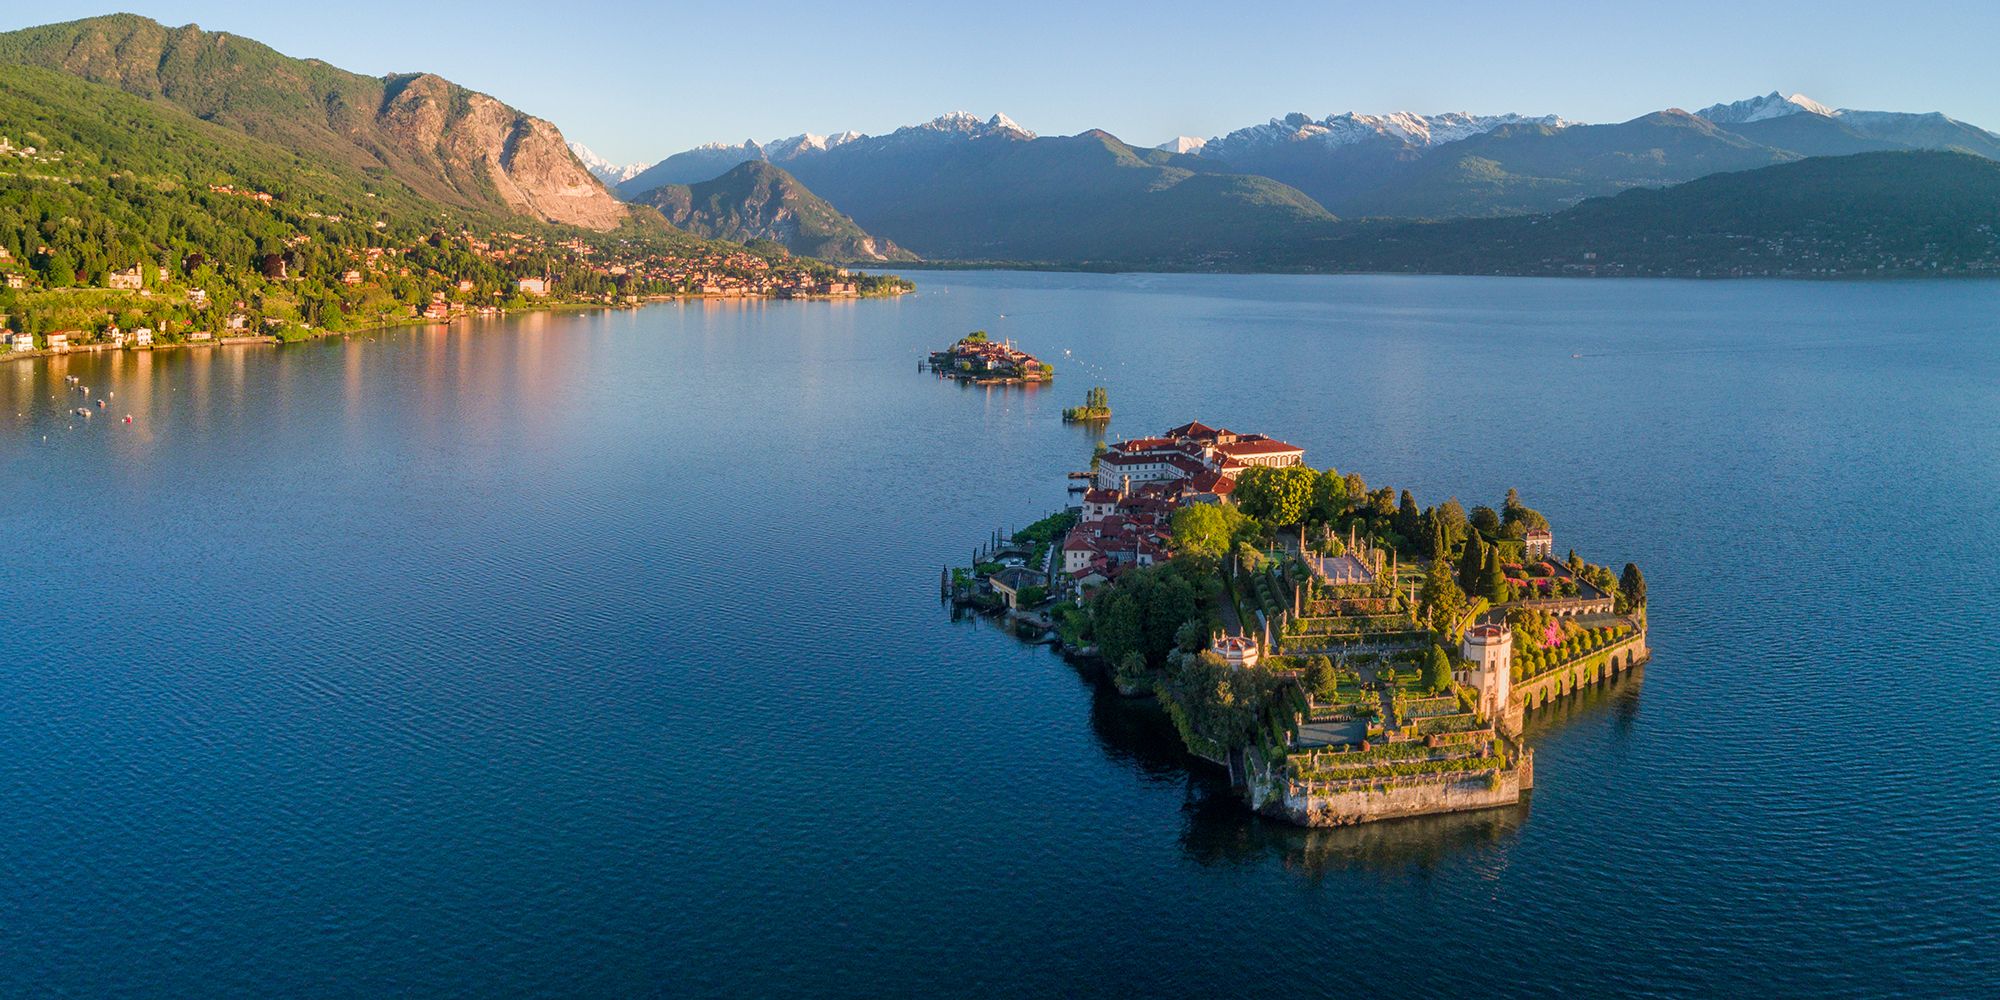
top-left (1459, 623), bottom-right (1514, 721)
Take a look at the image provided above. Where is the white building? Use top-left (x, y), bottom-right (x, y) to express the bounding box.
top-left (7, 332), bottom-right (34, 351)
top-left (1214, 634), bottom-right (1261, 669)
top-left (1458, 623), bottom-right (1514, 721)
top-left (1524, 528), bottom-right (1554, 560)
top-left (1092, 424), bottom-right (1303, 491)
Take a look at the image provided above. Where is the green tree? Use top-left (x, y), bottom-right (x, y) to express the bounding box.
top-left (1421, 645), bottom-right (1454, 694)
top-left (1502, 488), bottom-right (1550, 532)
top-left (1619, 562), bottom-right (1647, 614)
top-left (1170, 502), bottom-right (1253, 567)
top-left (1236, 465), bottom-right (1318, 526)
top-left (1420, 552), bottom-right (1469, 636)
top-left (1482, 548), bottom-right (1511, 604)
top-left (1303, 655), bottom-right (1337, 699)
top-left (1174, 618), bottom-right (1209, 654)
top-left (1309, 467), bottom-right (1350, 523)
top-left (1459, 533), bottom-right (1487, 592)
top-left (1114, 651), bottom-right (1150, 690)
top-left (43, 252), bottom-right (77, 287)
top-left (1395, 489), bottom-right (1422, 543)
top-left (1368, 487), bottom-right (1396, 518)
top-left (1089, 564), bottom-right (1202, 669)
top-left (1470, 505), bottom-right (1501, 536)
top-left (1435, 498), bottom-right (1468, 551)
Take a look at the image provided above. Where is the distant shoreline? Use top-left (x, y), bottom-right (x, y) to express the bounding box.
top-left (0, 289), bottom-right (910, 365)
top-left (875, 259), bottom-right (2000, 281)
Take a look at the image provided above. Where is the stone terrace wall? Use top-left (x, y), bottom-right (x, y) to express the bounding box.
top-left (1263, 764), bottom-right (1530, 827)
top-left (1512, 627), bottom-right (1650, 713)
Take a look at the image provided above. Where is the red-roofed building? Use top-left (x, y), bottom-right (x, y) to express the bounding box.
top-left (1524, 527), bottom-right (1554, 559)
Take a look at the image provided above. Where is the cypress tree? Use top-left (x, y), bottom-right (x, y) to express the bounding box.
top-left (1396, 489), bottom-right (1421, 541)
top-left (1483, 550), bottom-right (1509, 604)
top-left (1620, 562), bottom-right (1647, 612)
top-left (1459, 533), bottom-right (1485, 592)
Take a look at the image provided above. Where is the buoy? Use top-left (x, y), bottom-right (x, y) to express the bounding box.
top-left (123, 415), bottom-right (133, 424)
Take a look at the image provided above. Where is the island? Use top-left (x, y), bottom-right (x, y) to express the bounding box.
top-left (950, 420), bottom-right (1650, 827)
top-left (1062, 386), bottom-right (1112, 422)
top-left (926, 331), bottom-right (1053, 383)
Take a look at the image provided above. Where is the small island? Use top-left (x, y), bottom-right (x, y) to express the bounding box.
top-left (927, 331), bottom-right (1053, 383)
top-left (951, 420), bottom-right (1650, 827)
top-left (1062, 386), bottom-right (1112, 422)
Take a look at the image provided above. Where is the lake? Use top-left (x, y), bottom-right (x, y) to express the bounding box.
top-left (3, 272), bottom-right (1997, 998)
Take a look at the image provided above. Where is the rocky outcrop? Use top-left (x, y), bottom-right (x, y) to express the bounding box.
top-left (378, 75), bottom-right (627, 230)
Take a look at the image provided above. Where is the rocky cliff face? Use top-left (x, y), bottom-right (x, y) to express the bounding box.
top-left (378, 74), bottom-right (627, 230)
top-left (0, 15), bottom-right (630, 231)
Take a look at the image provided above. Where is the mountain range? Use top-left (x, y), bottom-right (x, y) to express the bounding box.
top-left (610, 94), bottom-right (2000, 265)
top-left (1306, 150), bottom-right (2000, 277)
top-left (3, 12), bottom-right (1997, 278)
top-left (569, 142), bottom-right (649, 186)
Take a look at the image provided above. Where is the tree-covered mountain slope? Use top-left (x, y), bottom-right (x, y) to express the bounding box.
top-left (0, 14), bottom-right (629, 230)
top-left (633, 161), bottom-right (914, 262)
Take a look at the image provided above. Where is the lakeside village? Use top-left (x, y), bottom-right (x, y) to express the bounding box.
top-left (0, 133), bottom-right (910, 359)
top-left (0, 230), bottom-right (904, 360)
top-left (950, 421), bottom-right (1650, 827)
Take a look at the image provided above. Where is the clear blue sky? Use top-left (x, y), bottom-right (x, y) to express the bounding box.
top-left (7, 2), bottom-right (1997, 164)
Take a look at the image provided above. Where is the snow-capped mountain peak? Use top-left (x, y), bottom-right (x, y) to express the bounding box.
top-left (986, 112), bottom-right (1031, 136)
top-left (1202, 111), bottom-right (1569, 158)
top-left (764, 131), bottom-right (863, 159)
top-left (567, 142), bottom-right (649, 185)
top-left (1156, 136), bottom-right (1207, 155)
top-left (908, 111), bottom-right (1036, 140)
top-left (1694, 92), bottom-right (1835, 124)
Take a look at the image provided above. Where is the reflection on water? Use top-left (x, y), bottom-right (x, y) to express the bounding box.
top-left (1180, 783), bottom-right (1530, 880)
top-left (1523, 665), bottom-right (1648, 738)
top-left (7, 271), bottom-right (1999, 997)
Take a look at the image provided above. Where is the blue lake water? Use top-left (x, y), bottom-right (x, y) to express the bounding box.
top-left (2, 272), bottom-right (1997, 997)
